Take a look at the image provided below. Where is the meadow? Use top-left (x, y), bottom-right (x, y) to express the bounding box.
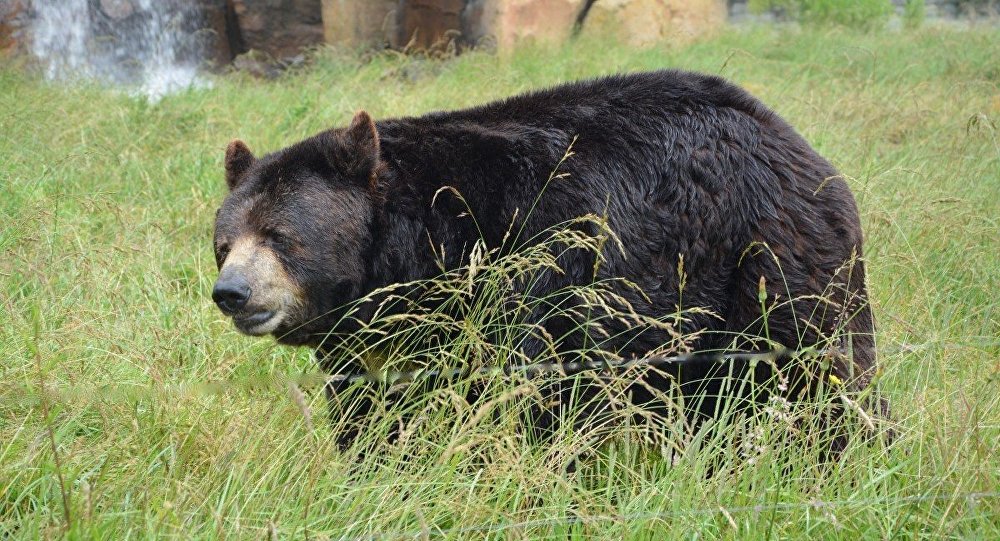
top-left (1, 25), bottom-right (998, 538)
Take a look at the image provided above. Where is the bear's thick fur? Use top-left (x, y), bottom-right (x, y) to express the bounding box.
top-left (213, 70), bottom-right (880, 445)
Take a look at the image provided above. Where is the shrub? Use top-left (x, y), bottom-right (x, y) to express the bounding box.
top-left (749, 0), bottom-right (894, 30)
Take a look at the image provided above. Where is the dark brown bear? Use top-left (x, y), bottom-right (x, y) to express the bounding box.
top-left (212, 70), bottom-right (881, 446)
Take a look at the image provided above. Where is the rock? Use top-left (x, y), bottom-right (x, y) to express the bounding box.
top-left (232, 49), bottom-right (284, 79)
top-left (579, 0), bottom-right (726, 47)
top-left (321, 0), bottom-right (397, 49)
top-left (194, 0), bottom-right (241, 69)
top-left (0, 0), bottom-right (28, 56)
top-left (397, 0), bottom-right (465, 51)
top-left (3, 0), bottom-right (726, 70)
top-left (322, 0), bottom-right (465, 52)
top-left (318, 0), bottom-right (726, 53)
top-left (231, 0), bottom-right (324, 61)
top-left (463, 0), bottom-right (587, 51)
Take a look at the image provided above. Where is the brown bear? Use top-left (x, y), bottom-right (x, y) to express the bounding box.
top-left (211, 70), bottom-right (883, 447)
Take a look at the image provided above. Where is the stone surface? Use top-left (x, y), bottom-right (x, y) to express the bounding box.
top-left (323, 0), bottom-right (471, 52)
top-left (232, 49), bottom-right (285, 78)
top-left (0, 0), bottom-right (29, 56)
top-left (196, 0), bottom-right (241, 68)
top-left (397, 0), bottom-right (466, 50)
top-left (464, 0), bottom-right (587, 51)
top-left (18, 0), bottom-right (993, 72)
top-left (580, 0), bottom-right (726, 47)
top-left (321, 0), bottom-right (397, 49)
top-left (232, 0), bottom-right (324, 60)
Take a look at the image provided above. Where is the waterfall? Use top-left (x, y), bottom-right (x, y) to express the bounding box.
top-left (29, 0), bottom-right (209, 99)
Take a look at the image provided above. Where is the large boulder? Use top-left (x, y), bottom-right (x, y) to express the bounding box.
top-left (579, 0), bottom-right (726, 47)
top-left (231, 0), bottom-right (324, 61)
top-left (321, 0), bottom-right (397, 49)
top-left (464, 0), bottom-right (587, 51)
top-left (397, 0), bottom-right (465, 50)
top-left (195, 0), bottom-right (241, 68)
top-left (322, 0), bottom-right (467, 52)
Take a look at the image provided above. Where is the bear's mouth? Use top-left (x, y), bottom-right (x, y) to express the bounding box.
top-left (233, 310), bottom-right (281, 336)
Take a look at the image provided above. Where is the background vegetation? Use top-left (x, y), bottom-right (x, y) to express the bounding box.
top-left (2, 25), bottom-right (999, 538)
top-left (749, 0), bottom-right (895, 29)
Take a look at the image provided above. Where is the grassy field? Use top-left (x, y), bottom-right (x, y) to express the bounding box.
top-left (2, 25), bottom-right (999, 539)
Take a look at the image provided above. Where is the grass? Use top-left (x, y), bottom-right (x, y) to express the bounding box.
top-left (2, 25), bottom-right (999, 539)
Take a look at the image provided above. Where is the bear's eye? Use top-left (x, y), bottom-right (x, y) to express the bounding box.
top-left (216, 242), bottom-right (231, 261)
top-left (265, 229), bottom-right (292, 248)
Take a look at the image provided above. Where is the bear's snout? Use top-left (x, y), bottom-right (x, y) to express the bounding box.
top-left (212, 271), bottom-right (251, 314)
top-left (211, 236), bottom-right (303, 338)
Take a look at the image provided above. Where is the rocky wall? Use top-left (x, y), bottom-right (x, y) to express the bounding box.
top-left (2, 0), bottom-right (732, 67)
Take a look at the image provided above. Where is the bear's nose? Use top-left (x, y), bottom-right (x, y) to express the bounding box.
top-left (212, 275), bottom-right (251, 314)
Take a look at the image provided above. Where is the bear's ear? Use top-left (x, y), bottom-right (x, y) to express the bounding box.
top-left (225, 139), bottom-right (255, 190)
top-left (328, 110), bottom-right (380, 184)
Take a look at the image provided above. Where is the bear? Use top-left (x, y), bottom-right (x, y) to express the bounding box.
top-left (211, 69), bottom-right (884, 450)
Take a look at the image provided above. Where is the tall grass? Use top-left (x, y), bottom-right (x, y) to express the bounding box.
top-left (1, 26), bottom-right (999, 538)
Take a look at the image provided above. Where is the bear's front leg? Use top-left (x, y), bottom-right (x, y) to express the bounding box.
top-left (320, 354), bottom-right (489, 453)
top-left (316, 350), bottom-right (385, 451)
top-left (323, 376), bottom-right (381, 451)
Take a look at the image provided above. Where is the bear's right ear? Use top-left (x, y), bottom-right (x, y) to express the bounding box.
top-left (225, 139), bottom-right (255, 190)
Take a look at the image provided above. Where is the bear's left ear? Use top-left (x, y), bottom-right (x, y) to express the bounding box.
top-left (225, 139), bottom-right (256, 190)
top-left (328, 110), bottom-right (380, 185)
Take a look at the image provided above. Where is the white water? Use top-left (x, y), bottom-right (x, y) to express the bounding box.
top-left (30, 0), bottom-right (208, 100)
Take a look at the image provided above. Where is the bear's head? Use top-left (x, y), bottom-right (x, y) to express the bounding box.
top-left (212, 111), bottom-right (382, 346)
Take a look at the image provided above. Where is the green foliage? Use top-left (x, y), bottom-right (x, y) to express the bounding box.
top-left (904, 0), bottom-right (927, 29)
top-left (750, 0), bottom-right (894, 29)
top-left (2, 27), bottom-right (1000, 538)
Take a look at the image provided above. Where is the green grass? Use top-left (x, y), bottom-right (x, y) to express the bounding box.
top-left (2, 25), bottom-right (999, 538)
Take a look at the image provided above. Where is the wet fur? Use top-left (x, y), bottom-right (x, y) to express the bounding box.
top-left (214, 69), bottom-right (882, 447)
